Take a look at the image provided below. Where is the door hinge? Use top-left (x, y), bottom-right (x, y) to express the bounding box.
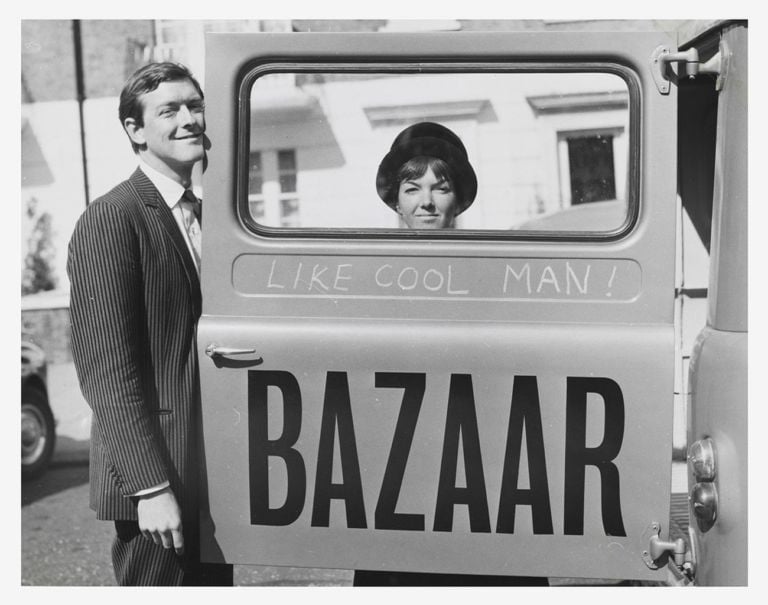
top-left (651, 45), bottom-right (724, 94)
top-left (641, 522), bottom-right (695, 581)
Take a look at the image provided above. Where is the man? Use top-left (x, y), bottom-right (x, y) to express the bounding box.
top-left (67, 62), bottom-right (232, 586)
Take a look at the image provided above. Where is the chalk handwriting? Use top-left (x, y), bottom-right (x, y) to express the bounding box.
top-left (245, 257), bottom-right (633, 300)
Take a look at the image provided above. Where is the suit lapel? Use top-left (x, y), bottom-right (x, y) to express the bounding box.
top-left (128, 168), bottom-right (202, 306)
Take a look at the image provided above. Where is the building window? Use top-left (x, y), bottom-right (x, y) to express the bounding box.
top-left (277, 150), bottom-right (297, 192)
top-left (247, 149), bottom-right (300, 226)
top-left (566, 133), bottom-right (616, 205)
top-left (277, 150), bottom-right (299, 226)
top-left (557, 128), bottom-right (623, 208)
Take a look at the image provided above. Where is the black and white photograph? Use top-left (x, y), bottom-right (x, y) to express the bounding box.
top-left (11, 5), bottom-right (756, 599)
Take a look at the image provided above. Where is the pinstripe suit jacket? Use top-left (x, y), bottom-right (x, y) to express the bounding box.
top-left (68, 167), bottom-right (202, 522)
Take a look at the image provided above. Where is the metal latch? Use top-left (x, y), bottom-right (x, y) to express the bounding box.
top-left (205, 344), bottom-right (259, 358)
top-left (205, 343), bottom-right (263, 368)
top-left (651, 45), bottom-right (724, 94)
top-left (641, 522), bottom-right (693, 580)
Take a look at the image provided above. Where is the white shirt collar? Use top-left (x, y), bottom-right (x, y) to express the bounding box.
top-left (138, 160), bottom-right (187, 210)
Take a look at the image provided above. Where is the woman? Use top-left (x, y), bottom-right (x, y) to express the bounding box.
top-left (375, 121), bottom-right (477, 229)
top-left (354, 123), bottom-right (548, 587)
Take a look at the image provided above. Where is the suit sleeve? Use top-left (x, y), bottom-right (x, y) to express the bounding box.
top-left (67, 201), bottom-right (169, 495)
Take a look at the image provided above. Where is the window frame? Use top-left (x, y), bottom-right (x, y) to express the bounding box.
top-left (236, 60), bottom-right (641, 242)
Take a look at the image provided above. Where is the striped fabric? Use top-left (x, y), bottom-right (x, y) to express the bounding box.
top-left (67, 167), bottom-right (202, 524)
top-left (111, 520), bottom-right (233, 586)
top-left (112, 520), bottom-right (186, 585)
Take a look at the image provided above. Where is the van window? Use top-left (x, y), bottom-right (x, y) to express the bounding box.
top-left (238, 66), bottom-right (637, 238)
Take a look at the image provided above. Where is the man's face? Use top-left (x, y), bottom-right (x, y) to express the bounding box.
top-left (128, 79), bottom-right (206, 179)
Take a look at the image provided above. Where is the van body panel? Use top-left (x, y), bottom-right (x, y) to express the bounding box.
top-left (687, 328), bottom-right (747, 585)
top-left (686, 22), bottom-right (748, 586)
top-left (706, 24), bottom-right (748, 333)
top-left (200, 30), bottom-right (679, 581)
top-left (199, 317), bottom-right (673, 580)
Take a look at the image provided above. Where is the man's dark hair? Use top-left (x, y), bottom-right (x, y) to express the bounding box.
top-left (119, 62), bottom-right (204, 153)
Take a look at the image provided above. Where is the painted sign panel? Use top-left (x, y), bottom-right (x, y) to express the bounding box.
top-left (199, 319), bottom-right (673, 579)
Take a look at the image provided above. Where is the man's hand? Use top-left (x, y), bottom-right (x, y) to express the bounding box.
top-left (136, 487), bottom-right (184, 555)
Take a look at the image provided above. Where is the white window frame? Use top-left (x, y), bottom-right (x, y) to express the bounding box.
top-left (526, 90), bottom-right (629, 211)
top-left (248, 149), bottom-right (300, 226)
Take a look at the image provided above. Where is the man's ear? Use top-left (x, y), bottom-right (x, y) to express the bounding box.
top-left (123, 118), bottom-right (146, 147)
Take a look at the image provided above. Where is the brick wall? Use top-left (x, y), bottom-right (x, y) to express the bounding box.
top-left (21, 19), bottom-right (154, 104)
top-left (21, 21), bottom-right (76, 103)
top-left (80, 20), bottom-right (156, 98)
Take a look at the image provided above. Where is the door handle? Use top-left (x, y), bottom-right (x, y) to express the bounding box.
top-left (205, 344), bottom-right (260, 359)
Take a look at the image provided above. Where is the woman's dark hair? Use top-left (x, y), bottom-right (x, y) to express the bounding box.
top-left (389, 156), bottom-right (463, 206)
top-left (119, 62), bottom-right (204, 153)
top-left (376, 122), bottom-right (476, 214)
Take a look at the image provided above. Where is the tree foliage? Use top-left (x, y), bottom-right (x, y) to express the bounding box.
top-left (22, 197), bottom-right (58, 296)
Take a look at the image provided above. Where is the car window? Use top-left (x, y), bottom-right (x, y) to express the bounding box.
top-left (240, 66), bottom-right (636, 237)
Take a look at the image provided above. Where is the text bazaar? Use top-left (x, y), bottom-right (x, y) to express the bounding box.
top-left (247, 371), bottom-right (626, 537)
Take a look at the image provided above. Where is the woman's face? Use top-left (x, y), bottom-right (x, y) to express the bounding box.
top-left (396, 167), bottom-right (459, 229)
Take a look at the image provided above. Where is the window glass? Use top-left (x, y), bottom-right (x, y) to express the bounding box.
top-left (280, 198), bottom-right (300, 227)
top-left (244, 68), bottom-right (634, 235)
top-left (248, 151), bottom-right (263, 194)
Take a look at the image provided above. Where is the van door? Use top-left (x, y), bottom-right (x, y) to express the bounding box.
top-left (198, 30), bottom-right (678, 581)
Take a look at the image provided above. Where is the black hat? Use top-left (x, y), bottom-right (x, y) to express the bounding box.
top-left (376, 122), bottom-right (477, 214)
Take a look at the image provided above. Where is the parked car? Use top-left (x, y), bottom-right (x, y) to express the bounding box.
top-left (21, 337), bottom-right (56, 478)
